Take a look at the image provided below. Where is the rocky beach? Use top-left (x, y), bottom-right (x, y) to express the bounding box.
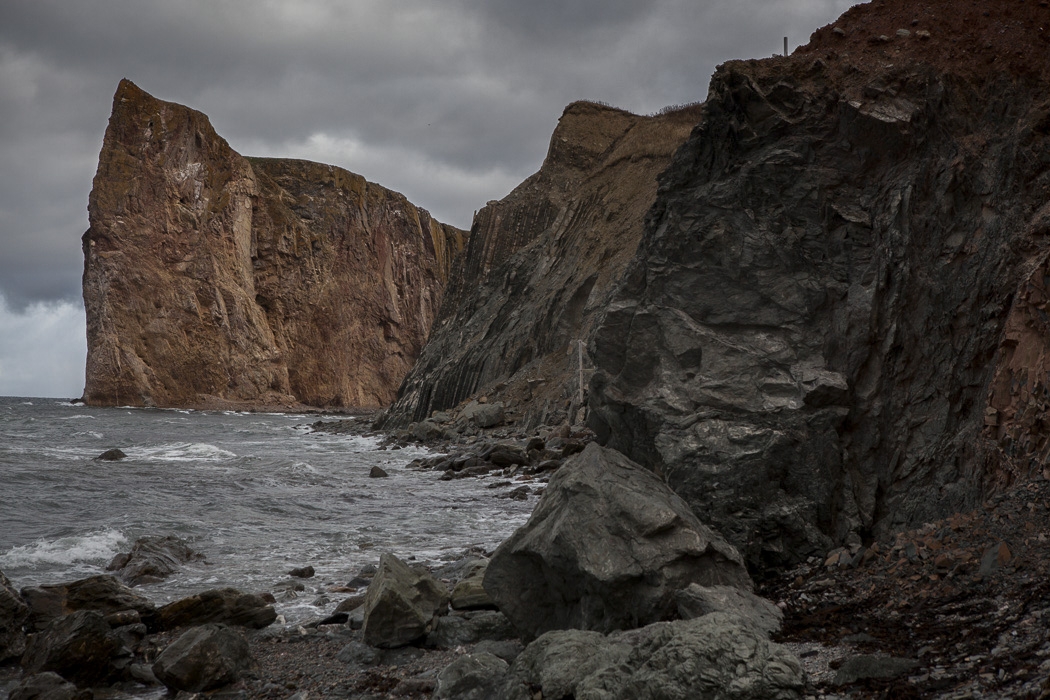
top-left (7, 0), bottom-right (1050, 697)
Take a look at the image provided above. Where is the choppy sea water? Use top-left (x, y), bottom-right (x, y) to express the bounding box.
top-left (0, 396), bottom-right (533, 623)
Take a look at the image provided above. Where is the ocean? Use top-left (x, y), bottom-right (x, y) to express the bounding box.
top-left (0, 396), bottom-right (532, 622)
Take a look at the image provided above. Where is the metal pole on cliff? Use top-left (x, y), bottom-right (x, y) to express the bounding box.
top-left (578, 340), bottom-right (585, 407)
top-left (784, 37), bottom-right (788, 56)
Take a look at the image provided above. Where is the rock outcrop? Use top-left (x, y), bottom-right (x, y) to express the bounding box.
top-left (82, 79), bottom-right (464, 409)
top-left (379, 100), bottom-right (703, 428)
top-left (587, 0), bottom-right (1050, 570)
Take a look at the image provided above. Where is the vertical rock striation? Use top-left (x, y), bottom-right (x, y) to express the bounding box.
top-left (380, 101), bottom-right (703, 427)
top-left (82, 80), bottom-right (464, 408)
top-left (588, 0), bottom-right (1050, 569)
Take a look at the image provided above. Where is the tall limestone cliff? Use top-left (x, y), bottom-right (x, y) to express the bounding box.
top-left (82, 79), bottom-right (464, 409)
top-left (588, 0), bottom-right (1050, 570)
top-left (380, 101), bottom-right (703, 427)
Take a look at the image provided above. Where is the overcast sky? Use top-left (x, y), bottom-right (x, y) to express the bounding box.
top-left (0, 0), bottom-right (857, 398)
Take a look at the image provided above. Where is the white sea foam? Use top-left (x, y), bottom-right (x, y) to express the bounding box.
top-left (0, 529), bottom-right (126, 568)
top-left (57, 414), bottom-right (95, 420)
top-left (134, 443), bottom-right (237, 462)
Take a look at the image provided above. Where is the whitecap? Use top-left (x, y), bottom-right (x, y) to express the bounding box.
top-left (0, 529), bottom-right (126, 569)
top-left (133, 443), bottom-right (237, 462)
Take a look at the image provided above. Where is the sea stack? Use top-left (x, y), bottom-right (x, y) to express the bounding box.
top-left (82, 80), bottom-right (465, 409)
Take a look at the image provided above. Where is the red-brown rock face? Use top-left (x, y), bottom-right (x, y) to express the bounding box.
top-left (82, 79), bottom-right (464, 409)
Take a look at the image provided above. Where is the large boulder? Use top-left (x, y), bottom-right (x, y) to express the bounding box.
top-left (7, 672), bottom-right (82, 700)
top-left (1, 570), bottom-right (29, 662)
top-left (20, 610), bottom-right (125, 686)
top-left (106, 535), bottom-right (205, 586)
top-left (499, 613), bottom-right (805, 700)
top-left (20, 575), bottom-right (156, 631)
top-left (362, 553), bottom-right (449, 648)
top-left (483, 443), bottom-right (751, 639)
top-left (675, 584), bottom-right (784, 637)
top-left (152, 623), bottom-right (251, 693)
top-left (156, 588), bottom-right (276, 630)
top-left (449, 560), bottom-right (497, 611)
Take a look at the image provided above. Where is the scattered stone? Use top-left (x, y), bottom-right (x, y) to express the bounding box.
top-left (362, 552), bottom-right (449, 648)
top-left (369, 466), bottom-right (389, 478)
top-left (916, 29), bottom-right (931, 39)
top-left (484, 443), bottom-right (752, 639)
top-left (675, 583), bottom-right (784, 637)
top-left (833, 654), bottom-right (919, 685)
top-left (434, 652), bottom-right (509, 700)
top-left (21, 610), bottom-right (124, 686)
top-left (152, 623), bottom-right (251, 693)
top-left (288, 565), bottom-right (315, 578)
top-left (96, 448), bottom-right (126, 461)
top-left (896, 28), bottom-right (911, 37)
top-left (106, 535), bottom-right (205, 586)
top-left (0, 569), bottom-right (30, 662)
top-left (156, 588), bottom-right (277, 630)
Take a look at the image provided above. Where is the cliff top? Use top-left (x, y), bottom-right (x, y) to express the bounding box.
top-left (796, 0), bottom-right (1050, 85)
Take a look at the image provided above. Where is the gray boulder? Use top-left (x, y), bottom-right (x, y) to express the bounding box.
top-left (462, 402), bottom-right (505, 429)
top-left (362, 552), bottom-right (449, 648)
top-left (426, 610), bottom-right (517, 649)
top-left (152, 623), bottom-right (250, 693)
top-left (1, 569), bottom-right (29, 662)
top-left (500, 613), bottom-right (805, 699)
top-left (21, 574), bottom-right (157, 631)
top-left (450, 560), bottom-right (496, 611)
top-left (675, 584), bottom-right (784, 636)
top-left (7, 672), bottom-right (82, 700)
top-left (434, 652), bottom-right (509, 700)
top-left (20, 610), bottom-right (124, 686)
top-left (106, 535), bottom-right (205, 586)
top-left (157, 588), bottom-right (276, 630)
top-left (483, 443), bottom-right (751, 639)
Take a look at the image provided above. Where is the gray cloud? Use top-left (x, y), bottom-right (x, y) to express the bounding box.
top-left (0, 0), bottom-right (857, 396)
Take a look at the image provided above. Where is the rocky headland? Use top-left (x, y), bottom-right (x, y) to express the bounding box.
top-left (82, 79), bottom-right (465, 410)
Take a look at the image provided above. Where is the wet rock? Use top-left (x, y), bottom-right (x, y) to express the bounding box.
top-left (21, 575), bottom-right (157, 631)
top-left (487, 446), bottom-right (526, 467)
top-left (96, 448), bottom-right (126, 461)
top-left (833, 654), bottom-right (919, 685)
top-left (157, 588), bottom-right (277, 630)
top-left (368, 466), bottom-right (389, 478)
top-left (288, 566), bottom-right (315, 578)
top-left (449, 560), bottom-right (497, 611)
top-left (500, 613), bottom-right (804, 699)
top-left (426, 611), bottom-right (517, 649)
top-left (106, 535), bottom-right (205, 586)
top-left (7, 672), bottom-right (83, 700)
top-left (434, 652), bottom-right (509, 700)
top-left (1, 569), bottom-right (29, 662)
top-left (152, 623), bottom-right (251, 693)
top-left (361, 552), bottom-right (449, 648)
top-left (21, 610), bottom-right (125, 686)
top-left (675, 583), bottom-right (784, 637)
top-left (484, 443), bottom-right (751, 639)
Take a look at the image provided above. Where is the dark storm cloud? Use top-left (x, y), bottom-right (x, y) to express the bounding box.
top-left (0, 0), bottom-right (858, 396)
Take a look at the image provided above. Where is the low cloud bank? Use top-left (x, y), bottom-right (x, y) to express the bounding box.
top-left (0, 294), bottom-right (85, 398)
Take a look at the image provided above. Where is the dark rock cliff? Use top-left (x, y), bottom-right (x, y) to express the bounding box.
top-left (82, 80), bottom-right (464, 409)
top-left (380, 101), bottom-right (703, 428)
top-left (588, 0), bottom-right (1050, 571)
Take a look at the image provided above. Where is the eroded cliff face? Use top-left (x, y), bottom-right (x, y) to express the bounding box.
top-left (380, 101), bottom-right (703, 427)
top-left (83, 80), bottom-right (464, 408)
top-left (587, 0), bottom-right (1050, 571)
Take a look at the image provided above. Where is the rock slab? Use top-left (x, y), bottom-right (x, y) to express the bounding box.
top-left (152, 623), bottom-right (251, 693)
top-left (362, 553), bottom-right (449, 648)
top-left (157, 588), bottom-right (276, 630)
top-left (484, 442), bottom-right (751, 639)
top-left (20, 610), bottom-right (124, 686)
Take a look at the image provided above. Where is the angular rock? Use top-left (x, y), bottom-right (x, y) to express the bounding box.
top-left (96, 448), bottom-right (126, 461)
top-left (501, 613), bottom-right (804, 700)
top-left (426, 611), bottom-right (517, 649)
top-left (288, 565), bottom-right (315, 578)
top-left (368, 466), bottom-right (389, 478)
top-left (156, 588), bottom-right (276, 630)
top-left (21, 610), bottom-right (124, 686)
top-left (106, 535), bottom-right (205, 586)
top-left (82, 79), bottom-right (465, 409)
top-left (449, 560), bottom-right (497, 611)
top-left (0, 569), bottom-right (29, 662)
top-left (484, 443), bottom-right (752, 639)
top-left (362, 553), bottom-right (449, 648)
top-left (152, 623), bottom-right (250, 693)
top-left (434, 652), bottom-right (509, 700)
top-left (7, 672), bottom-right (81, 700)
top-left (675, 583), bottom-right (784, 637)
top-left (21, 575), bottom-right (157, 631)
